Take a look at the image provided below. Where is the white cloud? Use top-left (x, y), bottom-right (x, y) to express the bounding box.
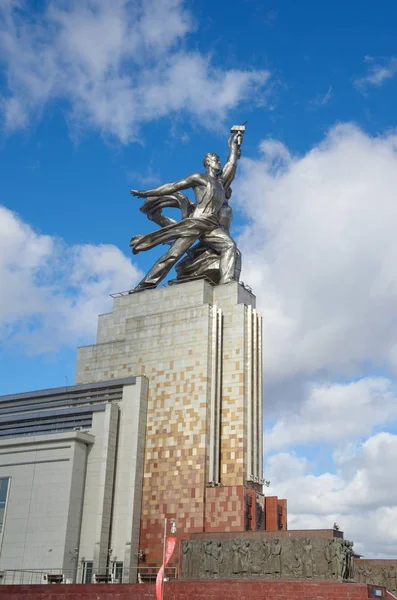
top-left (236, 125), bottom-right (397, 557)
top-left (265, 433), bottom-right (397, 557)
top-left (265, 377), bottom-right (397, 452)
top-left (354, 56), bottom-right (397, 89)
top-left (235, 123), bottom-right (397, 382)
top-left (0, 0), bottom-right (269, 142)
top-left (0, 205), bottom-right (141, 352)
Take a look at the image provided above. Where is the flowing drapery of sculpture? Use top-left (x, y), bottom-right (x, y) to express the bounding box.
top-left (129, 126), bottom-right (244, 292)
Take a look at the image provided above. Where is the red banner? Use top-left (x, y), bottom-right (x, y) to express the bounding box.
top-left (156, 536), bottom-right (177, 600)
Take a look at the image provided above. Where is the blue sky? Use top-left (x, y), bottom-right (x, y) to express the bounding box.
top-left (1, 0), bottom-right (397, 557)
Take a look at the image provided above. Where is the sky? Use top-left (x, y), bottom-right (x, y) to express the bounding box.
top-left (1, 0), bottom-right (397, 559)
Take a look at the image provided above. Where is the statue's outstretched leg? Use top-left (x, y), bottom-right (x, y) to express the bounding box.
top-left (132, 235), bottom-right (197, 291)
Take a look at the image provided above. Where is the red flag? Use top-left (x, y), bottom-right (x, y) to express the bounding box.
top-left (156, 536), bottom-right (177, 600)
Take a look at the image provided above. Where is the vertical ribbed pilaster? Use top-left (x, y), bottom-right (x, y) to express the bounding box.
top-left (215, 308), bottom-right (223, 483)
top-left (257, 312), bottom-right (263, 481)
top-left (208, 306), bottom-right (222, 484)
top-left (245, 304), bottom-right (253, 480)
top-left (252, 309), bottom-right (258, 478)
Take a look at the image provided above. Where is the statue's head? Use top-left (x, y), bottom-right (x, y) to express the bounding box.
top-left (203, 152), bottom-right (222, 173)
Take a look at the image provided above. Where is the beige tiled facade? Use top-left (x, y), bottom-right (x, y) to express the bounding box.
top-left (76, 280), bottom-right (264, 567)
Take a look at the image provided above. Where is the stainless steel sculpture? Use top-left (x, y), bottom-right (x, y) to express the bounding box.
top-left (129, 125), bottom-right (245, 292)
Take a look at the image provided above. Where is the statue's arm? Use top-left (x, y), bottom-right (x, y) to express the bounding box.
top-left (131, 172), bottom-right (205, 198)
top-left (222, 133), bottom-right (242, 189)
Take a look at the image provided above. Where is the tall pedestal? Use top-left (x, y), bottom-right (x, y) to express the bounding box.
top-left (76, 280), bottom-right (263, 567)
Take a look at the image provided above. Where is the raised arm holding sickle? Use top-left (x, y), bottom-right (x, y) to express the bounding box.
top-left (129, 129), bottom-right (243, 292)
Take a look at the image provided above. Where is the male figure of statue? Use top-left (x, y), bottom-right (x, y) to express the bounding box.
top-left (130, 131), bottom-right (242, 291)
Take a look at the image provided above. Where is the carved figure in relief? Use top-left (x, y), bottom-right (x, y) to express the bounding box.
top-left (387, 566), bottom-right (397, 592)
top-left (211, 542), bottom-right (223, 578)
top-left (192, 540), bottom-right (203, 576)
top-left (325, 540), bottom-right (332, 573)
top-left (291, 552), bottom-right (303, 578)
top-left (270, 539), bottom-right (282, 577)
top-left (257, 539), bottom-right (267, 575)
top-left (363, 565), bottom-right (373, 584)
top-left (335, 541), bottom-right (344, 579)
top-left (260, 539), bottom-right (271, 575)
top-left (238, 541), bottom-right (251, 576)
top-left (232, 540), bottom-right (242, 575)
top-left (342, 540), bottom-right (354, 580)
top-left (302, 538), bottom-right (314, 579)
top-left (325, 539), bottom-right (343, 579)
top-left (204, 541), bottom-right (213, 577)
top-left (249, 540), bottom-right (264, 576)
top-left (355, 564), bottom-right (365, 583)
top-left (310, 540), bottom-right (328, 579)
top-left (182, 541), bottom-right (192, 578)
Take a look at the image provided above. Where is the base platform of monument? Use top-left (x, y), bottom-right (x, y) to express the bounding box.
top-left (0, 580), bottom-right (387, 600)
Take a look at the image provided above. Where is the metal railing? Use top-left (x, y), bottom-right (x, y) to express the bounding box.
top-left (0, 566), bottom-right (177, 585)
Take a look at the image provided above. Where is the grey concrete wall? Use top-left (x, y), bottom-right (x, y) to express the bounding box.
top-left (62, 440), bottom-right (90, 575)
top-left (76, 378), bottom-right (148, 582)
top-left (110, 379), bottom-right (148, 582)
top-left (77, 403), bottom-right (119, 575)
top-left (0, 432), bottom-right (93, 574)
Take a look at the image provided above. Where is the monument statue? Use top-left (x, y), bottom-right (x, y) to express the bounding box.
top-left (129, 125), bottom-right (245, 292)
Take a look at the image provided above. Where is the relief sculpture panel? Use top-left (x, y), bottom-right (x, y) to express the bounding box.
top-left (182, 536), bottom-right (355, 581)
top-left (354, 562), bottom-right (397, 594)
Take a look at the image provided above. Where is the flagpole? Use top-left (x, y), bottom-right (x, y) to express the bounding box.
top-left (161, 517), bottom-right (167, 600)
top-left (157, 518), bottom-right (176, 600)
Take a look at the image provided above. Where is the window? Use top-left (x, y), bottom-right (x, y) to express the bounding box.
top-left (82, 561), bottom-right (93, 584)
top-left (0, 478), bottom-right (10, 544)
